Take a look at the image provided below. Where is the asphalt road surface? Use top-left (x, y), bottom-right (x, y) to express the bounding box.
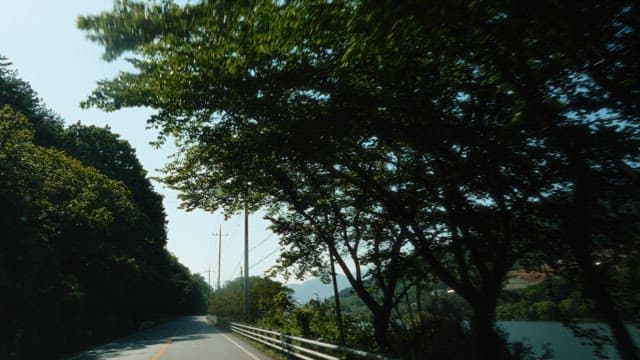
top-left (68, 316), bottom-right (272, 360)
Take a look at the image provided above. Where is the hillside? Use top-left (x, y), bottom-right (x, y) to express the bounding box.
top-left (286, 274), bottom-right (350, 304)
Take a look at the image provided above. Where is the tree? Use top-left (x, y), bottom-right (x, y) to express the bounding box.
top-left (0, 105), bottom-right (137, 357)
top-left (266, 187), bottom-right (415, 352)
top-left (0, 55), bottom-right (63, 147)
top-left (210, 276), bottom-right (293, 322)
top-left (1, 58), bottom-right (210, 357)
top-left (78, 2), bottom-right (530, 356)
top-left (79, 1), bottom-right (640, 358)
top-left (61, 122), bottom-right (167, 249)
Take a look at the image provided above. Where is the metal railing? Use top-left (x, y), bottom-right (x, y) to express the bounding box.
top-left (229, 322), bottom-right (396, 360)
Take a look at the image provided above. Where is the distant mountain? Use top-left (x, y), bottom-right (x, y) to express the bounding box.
top-left (286, 274), bottom-right (350, 304)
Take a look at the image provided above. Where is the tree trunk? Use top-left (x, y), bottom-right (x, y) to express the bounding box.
top-left (416, 281), bottom-right (423, 321)
top-left (329, 253), bottom-right (346, 346)
top-left (326, 242), bottom-right (392, 353)
top-left (567, 160), bottom-right (639, 360)
top-left (470, 300), bottom-right (508, 360)
top-left (572, 245), bottom-right (639, 360)
top-left (372, 308), bottom-right (392, 353)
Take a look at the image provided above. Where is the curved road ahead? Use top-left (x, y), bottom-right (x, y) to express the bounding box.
top-left (68, 316), bottom-right (272, 360)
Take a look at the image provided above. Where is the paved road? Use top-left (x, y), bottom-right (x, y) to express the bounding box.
top-left (68, 316), bottom-right (272, 360)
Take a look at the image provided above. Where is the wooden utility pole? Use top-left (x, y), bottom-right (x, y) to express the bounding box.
top-left (243, 207), bottom-right (249, 317)
top-left (213, 225), bottom-right (228, 290)
top-left (203, 266), bottom-right (213, 290)
top-left (203, 266), bottom-right (214, 306)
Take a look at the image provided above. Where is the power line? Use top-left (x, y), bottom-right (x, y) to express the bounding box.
top-left (249, 233), bottom-right (274, 253)
top-left (250, 247), bottom-right (279, 269)
top-left (230, 257), bottom-right (242, 279)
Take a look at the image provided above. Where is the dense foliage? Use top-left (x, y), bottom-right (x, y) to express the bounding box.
top-left (497, 262), bottom-right (640, 323)
top-left (0, 57), bottom-right (208, 359)
top-left (498, 278), bottom-right (594, 322)
top-left (79, 1), bottom-right (639, 359)
top-left (209, 276), bottom-right (292, 322)
top-left (211, 275), bottom-right (548, 359)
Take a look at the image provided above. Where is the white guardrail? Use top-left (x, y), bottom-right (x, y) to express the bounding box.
top-left (228, 321), bottom-right (396, 360)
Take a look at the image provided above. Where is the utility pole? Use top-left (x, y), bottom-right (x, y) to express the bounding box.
top-left (203, 266), bottom-right (213, 290)
top-left (243, 207), bottom-right (249, 317)
top-left (203, 266), bottom-right (214, 305)
top-left (213, 225), bottom-right (228, 290)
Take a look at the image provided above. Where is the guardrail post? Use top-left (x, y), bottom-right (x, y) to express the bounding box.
top-left (281, 332), bottom-right (293, 359)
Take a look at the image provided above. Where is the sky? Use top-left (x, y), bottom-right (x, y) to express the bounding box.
top-left (0, 0), bottom-right (291, 286)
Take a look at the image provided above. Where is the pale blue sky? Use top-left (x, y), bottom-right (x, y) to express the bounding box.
top-left (0, 0), bottom-right (285, 285)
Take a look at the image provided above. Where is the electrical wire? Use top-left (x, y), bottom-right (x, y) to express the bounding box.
top-left (250, 247), bottom-right (279, 269)
top-left (230, 258), bottom-right (242, 278)
top-left (249, 233), bottom-right (274, 253)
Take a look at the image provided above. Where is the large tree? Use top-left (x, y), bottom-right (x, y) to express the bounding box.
top-left (79, 1), bottom-right (640, 358)
top-left (0, 55), bottom-right (63, 147)
top-left (210, 276), bottom-right (293, 321)
top-left (265, 185), bottom-right (415, 351)
top-left (62, 122), bottom-right (167, 249)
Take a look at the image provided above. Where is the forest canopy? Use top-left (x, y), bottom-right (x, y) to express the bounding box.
top-left (0, 56), bottom-right (209, 359)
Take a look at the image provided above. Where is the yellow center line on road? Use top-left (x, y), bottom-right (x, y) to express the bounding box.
top-left (151, 338), bottom-right (173, 360)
